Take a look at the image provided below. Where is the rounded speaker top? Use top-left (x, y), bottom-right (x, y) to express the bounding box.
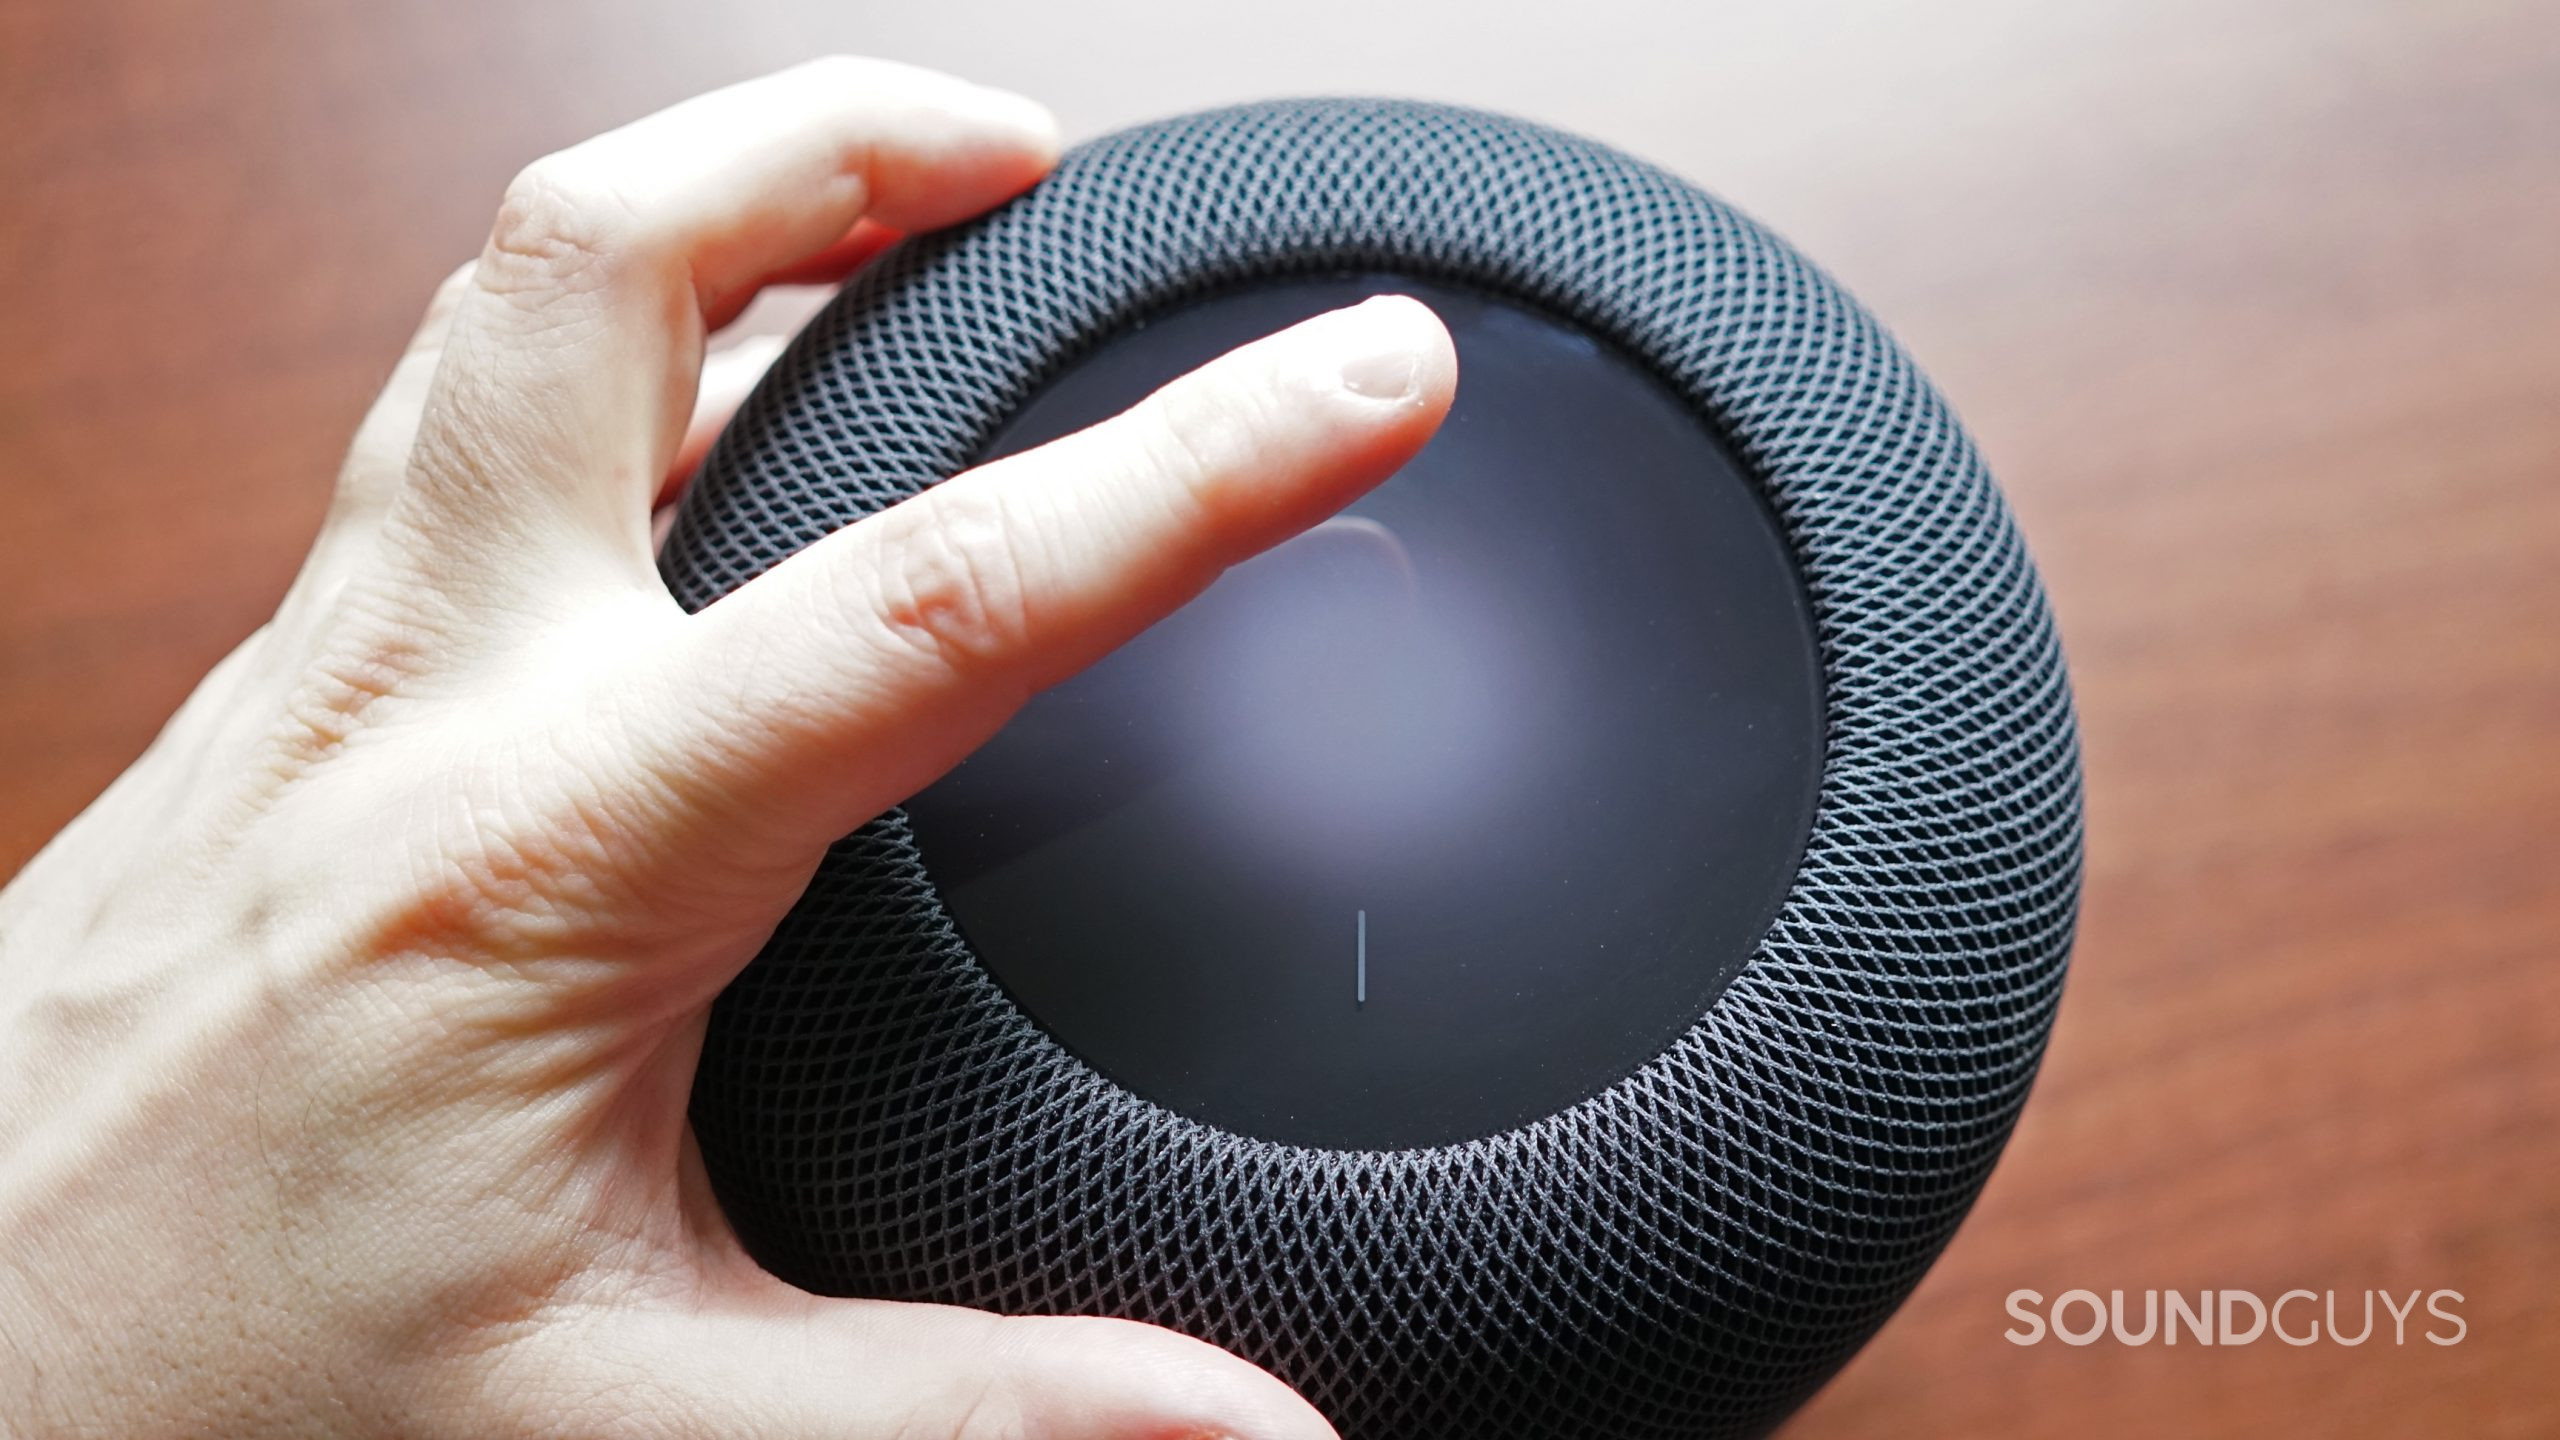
top-left (666, 98), bottom-right (2081, 1440)
top-left (905, 268), bottom-right (1826, 1150)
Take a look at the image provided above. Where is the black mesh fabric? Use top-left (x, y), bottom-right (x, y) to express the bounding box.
top-left (662, 99), bottom-right (2082, 1440)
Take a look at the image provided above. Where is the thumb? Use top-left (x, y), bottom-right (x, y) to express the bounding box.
top-left (520, 1285), bottom-right (1337, 1440)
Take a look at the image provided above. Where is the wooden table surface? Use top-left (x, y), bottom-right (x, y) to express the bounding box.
top-left (4, 1), bottom-right (2555, 1435)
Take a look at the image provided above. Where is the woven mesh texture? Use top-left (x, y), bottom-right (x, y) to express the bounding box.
top-left (662, 99), bottom-right (2082, 1440)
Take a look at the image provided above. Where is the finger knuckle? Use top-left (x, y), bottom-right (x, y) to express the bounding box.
top-left (482, 157), bottom-right (635, 299)
top-left (1141, 379), bottom-right (1270, 518)
top-left (355, 775), bottom-right (649, 987)
top-left (869, 486), bottom-right (1037, 673)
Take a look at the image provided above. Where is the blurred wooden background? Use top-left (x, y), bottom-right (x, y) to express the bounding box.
top-left (3, 1), bottom-right (2555, 1434)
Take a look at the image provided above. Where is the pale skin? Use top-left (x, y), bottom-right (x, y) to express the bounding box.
top-left (0, 58), bottom-right (1455, 1440)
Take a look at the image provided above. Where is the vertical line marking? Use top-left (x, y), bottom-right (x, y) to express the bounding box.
top-left (1356, 909), bottom-right (1367, 1009)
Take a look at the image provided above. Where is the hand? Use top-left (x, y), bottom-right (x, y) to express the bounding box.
top-left (0, 57), bottom-right (1454, 1440)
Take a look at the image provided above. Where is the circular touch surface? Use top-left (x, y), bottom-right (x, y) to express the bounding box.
top-left (902, 273), bottom-right (1824, 1149)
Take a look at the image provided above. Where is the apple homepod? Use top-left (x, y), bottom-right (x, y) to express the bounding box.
top-left (661, 99), bottom-right (2083, 1440)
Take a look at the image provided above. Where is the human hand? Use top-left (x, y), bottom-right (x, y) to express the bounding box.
top-left (0, 57), bottom-right (1454, 1440)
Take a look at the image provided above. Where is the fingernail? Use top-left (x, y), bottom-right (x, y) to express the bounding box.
top-left (1336, 298), bottom-right (1427, 401)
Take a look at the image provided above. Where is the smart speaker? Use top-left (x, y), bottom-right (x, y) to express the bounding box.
top-left (662, 99), bottom-right (2083, 1440)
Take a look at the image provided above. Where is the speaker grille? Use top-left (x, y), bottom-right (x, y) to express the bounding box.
top-left (664, 99), bottom-right (2082, 1440)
